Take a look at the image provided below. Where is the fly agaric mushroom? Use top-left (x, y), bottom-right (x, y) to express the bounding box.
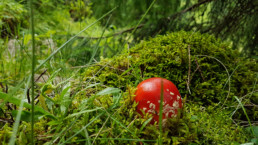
top-left (134, 77), bottom-right (182, 124)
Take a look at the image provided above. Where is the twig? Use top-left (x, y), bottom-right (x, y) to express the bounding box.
top-left (5, 83), bottom-right (8, 93)
top-left (35, 69), bottom-right (48, 83)
top-left (0, 82), bottom-right (4, 92)
top-left (194, 58), bottom-right (205, 81)
top-left (35, 94), bottom-right (40, 100)
top-left (0, 118), bottom-right (14, 123)
top-left (27, 88), bottom-right (31, 103)
top-left (26, 70), bottom-right (48, 103)
top-left (6, 103), bottom-right (13, 111)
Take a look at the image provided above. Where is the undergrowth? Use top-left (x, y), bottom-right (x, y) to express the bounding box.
top-left (0, 1), bottom-right (257, 144)
top-left (1, 31), bottom-right (254, 144)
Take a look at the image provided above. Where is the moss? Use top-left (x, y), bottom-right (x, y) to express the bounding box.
top-left (83, 31), bottom-right (257, 105)
top-left (80, 31), bottom-right (257, 144)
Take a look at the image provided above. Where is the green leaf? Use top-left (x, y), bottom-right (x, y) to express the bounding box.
top-left (47, 120), bottom-right (62, 126)
top-left (246, 126), bottom-right (258, 137)
top-left (64, 107), bottom-right (103, 119)
top-left (112, 93), bottom-right (123, 109)
top-left (0, 92), bottom-right (56, 120)
top-left (59, 82), bottom-right (72, 116)
top-left (139, 118), bottom-right (152, 132)
top-left (11, 110), bottom-right (44, 122)
top-left (251, 138), bottom-right (258, 144)
top-left (240, 143), bottom-right (254, 145)
top-left (96, 87), bottom-right (121, 96)
top-left (201, 82), bottom-right (211, 86)
top-left (190, 115), bottom-right (198, 121)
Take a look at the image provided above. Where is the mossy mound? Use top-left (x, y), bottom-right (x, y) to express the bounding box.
top-left (84, 31), bottom-right (257, 106)
top-left (78, 31), bottom-right (257, 144)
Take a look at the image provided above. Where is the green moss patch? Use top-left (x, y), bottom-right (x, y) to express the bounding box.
top-left (79, 31), bottom-right (257, 144)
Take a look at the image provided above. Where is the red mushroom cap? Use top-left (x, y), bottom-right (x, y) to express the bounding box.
top-left (134, 77), bottom-right (182, 124)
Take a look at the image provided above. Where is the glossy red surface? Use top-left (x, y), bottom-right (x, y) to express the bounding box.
top-left (135, 77), bottom-right (182, 123)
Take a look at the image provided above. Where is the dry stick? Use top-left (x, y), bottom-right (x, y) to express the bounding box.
top-left (190, 58), bottom-right (205, 82)
top-left (6, 101), bottom-right (15, 123)
top-left (27, 88), bottom-right (30, 103)
top-left (5, 83), bottom-right (8, 93)
top-left (0, 118), bottom-right (14, 123)
top-left (194, 58), bottom-right (205, 81)
top-left (0, 82), bottom-right (4, 92)
top-left (1, 107), bottom-right (8, 119)
top-left (234, 119), bottom-right (258, 126)
top-left (34, 69), bottom-right (47, 82)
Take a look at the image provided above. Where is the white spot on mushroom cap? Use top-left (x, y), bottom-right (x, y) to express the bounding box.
top-left (143, 107), bottom-right (147, 111)
top-left (147, 101), bottom-right (150, 104)
top-left (165, 112), bottom-right (169, 117)
top-left (170, 92), bottom-right (174, 95)
top-left (163, 104), bottom-right (175, 114)
top-left (173, 101), bottom-right (179, 108)
top-left (147, 109), bottom-right (156, 114)
top-left (166, 89), bottom-right (169, 91)
top-left (171, 114), bottom-right (177, 118)
top-left (149, 103), bottom-right (156, 109)
top-left (177, 95), bottom-right (181, 100)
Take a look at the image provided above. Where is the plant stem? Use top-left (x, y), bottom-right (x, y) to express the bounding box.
top-left (159, 79), bottom-right (164, 145)
top-left (30, 0), bottom-right (36, 144)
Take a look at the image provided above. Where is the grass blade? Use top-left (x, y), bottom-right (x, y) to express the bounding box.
top-left (96, 87), bottom-right (121, 96)
top-left (60, 112), bottom-right (105, 145)
top-left (159, 79), bottom-right (164, 145)
top-left (34, 7), bottom-right (117, 72)
top-left (234, 96), bottom-right (255, 136)
top-left (8, 78), bottom-right (31, 145)
top-left (0, 92), bottom-right (56, 120)
top-left (29, 0), bottom-right (36, 143)
top-left (64, 107), bottom-right (103, 119)
top-left (89, 15), bottom-right (111, 64)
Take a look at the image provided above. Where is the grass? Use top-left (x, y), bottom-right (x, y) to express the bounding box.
top-left (2, 1), bottom-right (153, 144)
top-left (2, 3), bottom-right (119, 145)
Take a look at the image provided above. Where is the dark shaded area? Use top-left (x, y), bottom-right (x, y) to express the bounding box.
top-left (91, 0), bottom-right (258, 58)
